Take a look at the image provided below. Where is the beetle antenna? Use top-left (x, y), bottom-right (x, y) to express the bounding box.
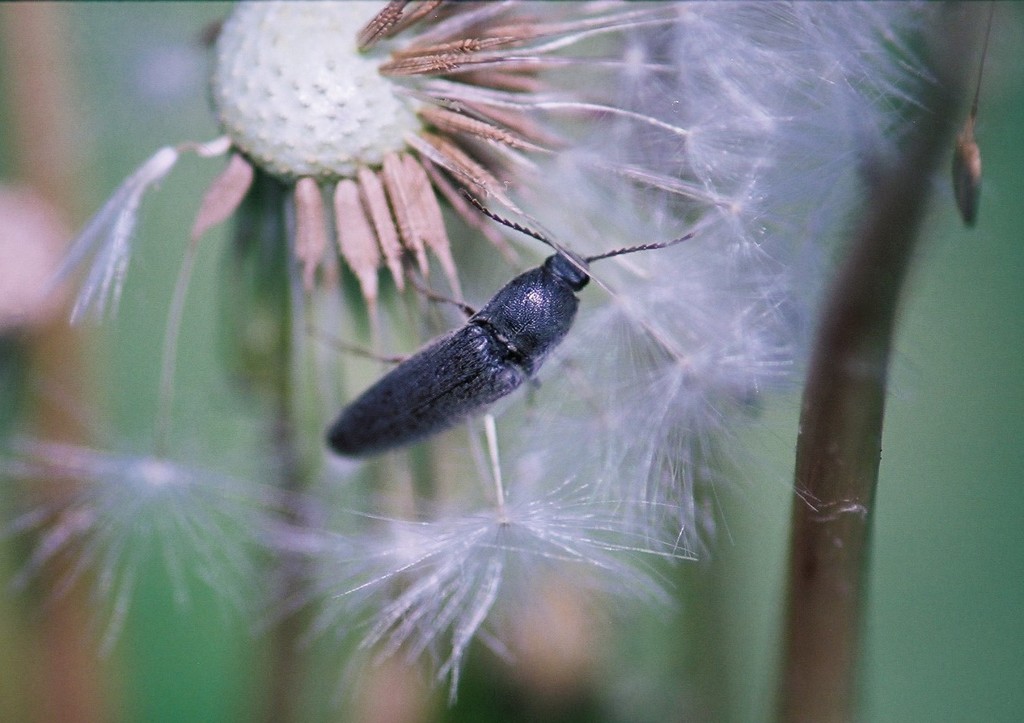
top-left (460, 189), bottom-right (557, 251)
top-left (586, 231), bottom-right (695, 263)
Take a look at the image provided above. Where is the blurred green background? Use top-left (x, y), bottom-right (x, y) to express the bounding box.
top-left (1, 4), bottom-right (1021, 722)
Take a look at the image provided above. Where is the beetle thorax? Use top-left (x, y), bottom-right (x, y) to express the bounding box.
top-left (475, 263), bottom-right (582, 374)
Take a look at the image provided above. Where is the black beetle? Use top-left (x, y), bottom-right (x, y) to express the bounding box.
top-left (327, 202), bottom-right (691, 457)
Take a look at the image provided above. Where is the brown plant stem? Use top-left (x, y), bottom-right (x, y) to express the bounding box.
top-left (1, 4), bottom-right (109, 722)
top-left (776, 9), bottom-right (980, 723)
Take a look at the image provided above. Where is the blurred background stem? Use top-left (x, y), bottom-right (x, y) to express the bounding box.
top-left (776, 9), bottom-right (981, 722)
top-left (225, 170), bottom-right (308, 723)
top-left (0, 4), bottom-right (109, 721)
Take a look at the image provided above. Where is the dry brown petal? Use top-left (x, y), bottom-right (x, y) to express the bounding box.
top-left (389, 34), bottom-right (519, 60)
top-left (293, 177), bottom-right (328, 291)
top-left (334, 179), bottom-right (381, 305)
top-left (405, 132), bottom-right (517, 211)
top-left (420, 157), bottom-right (518, 265)
top-left (382, 152), bottom-right (429, 277)
top-left (381, 37), bottom-right (524, 76)
top-left (402, 154), bottom-right (460, 297)
top-left (357, 0), bottom-right (408, 50)
top-left (462, 102), bottom-right (559, 146)
top-left (189, 153), bottom-right (254, 242)
top-left (358, 0), bottom-right (444, 50)
top-left (358, 167), bottom-right (405, 291)
top-left (386, 0), bottom-right (444, 41)
top-left (418, 105), bottom-right (542, 152)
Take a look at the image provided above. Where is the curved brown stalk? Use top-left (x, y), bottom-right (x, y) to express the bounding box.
top-left (776, 8), bottom-right (982, 722)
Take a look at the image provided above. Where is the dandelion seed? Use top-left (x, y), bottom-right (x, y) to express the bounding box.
top-left (0, 439), bottom-right (277, 651)
top-left (297, 479), bottom-right (690, 701)
top-left (57, 146), bottom-right (179, 323)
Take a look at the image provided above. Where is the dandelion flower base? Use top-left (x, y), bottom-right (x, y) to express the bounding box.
top-left (212, 2), bottom-right (419, 181)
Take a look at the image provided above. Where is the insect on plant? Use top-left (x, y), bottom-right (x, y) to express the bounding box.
top-left (327, 194), bottom-right (694, 457)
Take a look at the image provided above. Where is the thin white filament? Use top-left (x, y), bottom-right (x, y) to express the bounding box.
top-left (154, 235), bottom-right (200, 455)
top-left (483, 414), bottom-right (507, 520)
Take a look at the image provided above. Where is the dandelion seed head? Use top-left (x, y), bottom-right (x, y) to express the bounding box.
top-left (39, 2), bottom-right (942, 703)
top-left (70, 0), bottom-right (653, 317)
top-left (213, 2), bottom-right (419, 181)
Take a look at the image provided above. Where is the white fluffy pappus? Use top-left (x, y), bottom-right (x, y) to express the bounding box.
top-left (0, 439), bottom-right (278, 651)
top-left (484, 2), bottom-right (936, 547)
top-left (287, 1), bottom-right (940, 697)
top-left (292, 479), bottom-right (691, 702)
